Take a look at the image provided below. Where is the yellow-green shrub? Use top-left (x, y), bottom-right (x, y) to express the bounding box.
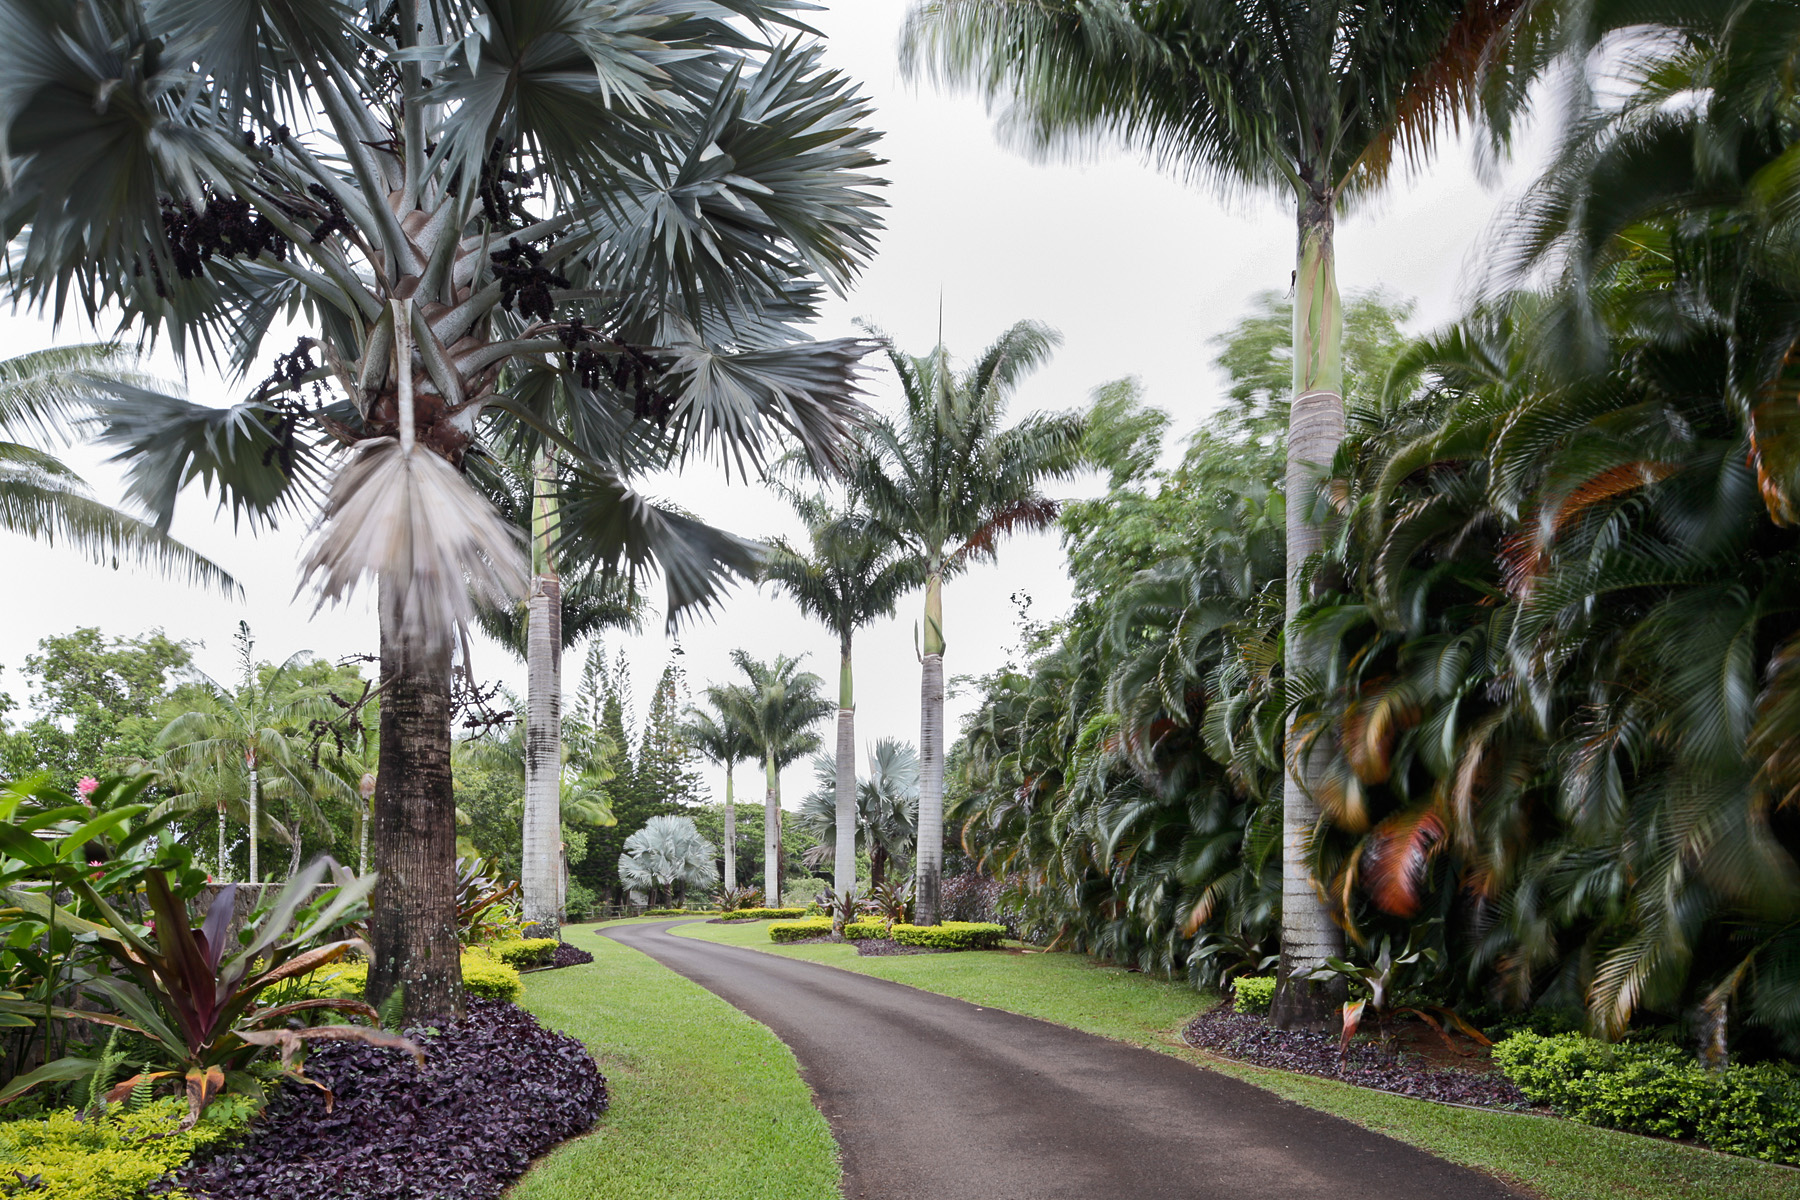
top-left (890, 922), bottom-right (1006, 950)
top-left (768, 918), bottom-right (833, 943)
top-left (0, 1096), bottom-right (253, 1200)
top-left (482, 938), bottom-right (557, 970)
top-left (1232, 976), bottom-right (1276, 1014)
top-left (294, 951), bottom-right (522, 1005)
top-left (720, 907), bottom-right (806, 922)
top-left (842, 919), bottom-right (889, 940)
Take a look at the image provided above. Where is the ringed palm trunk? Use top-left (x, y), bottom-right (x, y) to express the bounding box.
top-left (367, 586), bottom-right (464, 1022)
top-left (834, 634), bottom-right (857, 897)
top-left (722, 764), bottom-right (737, 891)
top-left (914, 569), bottom-right (946, 926)
top-left (1273, 185), bottom-right (1349, 1030)
top-left (216, 799), bottom-right (229, 882)
top-left (246, 755), bottom-right (261, 884)
top-left (764, 756), bottom-right (781, 901)
top-left (522, 449), bottom-right (564, 932)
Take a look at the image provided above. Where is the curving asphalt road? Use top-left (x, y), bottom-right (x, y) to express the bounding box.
top-left (599, 920), bottom-right (1522, 1200)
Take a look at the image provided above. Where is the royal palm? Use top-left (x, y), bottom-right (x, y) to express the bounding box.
top-left (682, 691), bottom-right (759, 891)
top-left (724, 651), bottom-right (832, 901)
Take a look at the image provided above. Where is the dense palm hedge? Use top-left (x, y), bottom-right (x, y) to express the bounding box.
top-left (948, 3), bottom-right (1800, 1058)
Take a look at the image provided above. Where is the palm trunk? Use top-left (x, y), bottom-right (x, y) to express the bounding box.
top-left (358, 792), bottom-right (371, 877)
top-left (722, 765), bottom-right (737, 891)
top-left (367, 591), bottom-right (464, 1022)
top-left (287, 824), bottom-right (302, 879)
top-left (834, 634), bottom-right (857, 897)
top-left (522, 448), bottom-right (564, 932)
top-left (1273, 185), bottom-right (1348, 1030)
top-left (870, 845), bottom-right (887, 891)
top-left (764, 755), bottom-right (781, 902)
top-left (246, 759), bottom-right (261, 883)
top-left (914, 570), bottom-right (946, 926)
top-left (216, 799), bottom-right (229, 882)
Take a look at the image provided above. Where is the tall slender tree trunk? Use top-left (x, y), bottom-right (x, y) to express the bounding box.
top-left (1273, 185), bottom-right (1348, 1030)
top-left (870, 845), bottom-right (887, 891)
top-left (287, 825), bottom-right (302, 879)
top-left (834, 634), bottom-right (857, 897)
top-left (764, 756), bottom-right (781, 901)
top-left (246, 755), bottom-right (261, 883)
top-left (522, 448), bottom-right (564, 932)
top-left (722, 765), bottom-right (737, 890)
top-left (367, 594), bottom-right (464, 1022)
top-left (914, 569), bottom-right (946, 926)
top-left (216, 800), bottom-right (228, 882)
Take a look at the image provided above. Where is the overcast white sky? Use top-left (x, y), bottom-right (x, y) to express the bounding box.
top-left (0, 1), bottom-right (1538, 810)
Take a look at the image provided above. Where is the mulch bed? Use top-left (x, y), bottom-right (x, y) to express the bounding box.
top-left (1182, 1004), bottom-right (1529, 1109)
top-left (169, 1000), bottom-right (607, 1200)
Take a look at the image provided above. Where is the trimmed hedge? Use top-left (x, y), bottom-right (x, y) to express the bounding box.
top-left (1232, 976), bottom-right (1276, 1014)
top-left (891, 922), bottom-right (1006, 950)
top-left (298, 953), bottom-right (523, 1005)
top-left (485, 938), bottom-right (557, 970)
top-left (0, 1096), bottom-right (253, 1200)
top-left (842, 919), bottom-right (890, 940)
top-left (1493, 1032), bottom-right (1800, 1164)
top-left (719, 908), bottom-right (806, 922)
top-left (768, 918), bottom-right (833, 943)
top-left (644, 908), bottom-right (720, 917)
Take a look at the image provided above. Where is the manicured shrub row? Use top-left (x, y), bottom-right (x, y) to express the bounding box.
top-left (842, 919), bottom-right (890, 940)
top-left (1232, 976), bottom-right (1276, 1014)
top-left (298, 953), bottom-right (523, 1004)
top-left (484, 938), bottom-right (558, 970)
top-left (891, 922), bottom-right (1006, 950)
top-left (643, 908), bottom-right (720, 917)
top-left (720, 908), bottom-right (807, 922)
top-left (0, 1096), bottom-right (252, 1200)
top-left (171, 1000), bottom-right (607, 1200)
top-left (768, 918), bottom-right (833, 943)
top-left (549, 942), bottom-right (594, 968)
top-left (1493, 1032), bottom-right (1800, 1164)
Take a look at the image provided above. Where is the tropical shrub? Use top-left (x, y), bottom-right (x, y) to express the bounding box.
top-left (1232, 977), bottom-right (1276, 1015)
top-left (891, 922), bottom-right (1006, 951)
top-left (483, 939), bottom-right (557, 971)
top-left (843, 920), bottom-right (890, 940)
top-left (170, 1000), bottom-right (607, 1200)
top-left (456, 858), bottom-right (522, 945)
top-left (297, 953), bottom-right (522, 1006)
top-left (0, 1095), bottom-right (255, 1200)
top-left (768, 919), bottom-right (833, 943)
top-left (1492, 1033), bottom-right (1800, 1163)
top-left (720, 908), bottom-right (807, 922)
top-left (714, 886), bottom-right (763, 911)
top-left (642, 908), bottom-right (719, 917)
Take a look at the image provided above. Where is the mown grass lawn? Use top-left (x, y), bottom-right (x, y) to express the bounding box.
top-left (510, 920), bottom-right (840, 1200)
top-left (672, 918), bottom-right (1800, 1200)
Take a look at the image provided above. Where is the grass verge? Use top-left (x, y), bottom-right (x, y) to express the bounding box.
top-left (671, 919), bottom-right (1800, 1200)
top-left (510, 926), bottom-right (840, 1200)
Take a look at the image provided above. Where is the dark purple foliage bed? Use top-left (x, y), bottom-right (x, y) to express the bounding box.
top-left (550, 942), bottom-right (594, 968)
top-left (1183, 1005), bottom-right (1529, 1109)
top-left (172, 1000), bottom-right (606, 1200)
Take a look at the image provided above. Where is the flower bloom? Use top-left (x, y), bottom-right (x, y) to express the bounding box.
top-left (76, 777), bottom-right (99, 800)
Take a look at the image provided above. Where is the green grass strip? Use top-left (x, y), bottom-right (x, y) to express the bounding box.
top-left (672, 919), bottom-right (1800, 1200)
top-left (512, 922), bottom-right (841, 1200)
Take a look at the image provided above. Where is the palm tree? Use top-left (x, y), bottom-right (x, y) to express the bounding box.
top-left (724, 651), bottom-right (833, 901)
top-left (474, 447), bottom-right (641, 933)
top-left (618, 815), bottom-right (717, 908)
top-left (0, 344), bottom-right (232, 592)
top-left (764, 491), bottom-right (923, 895)
top-left (855, 321), bottom-right (1086, 924)
top-left (797, 738), bottom-right (920, 889)
top-left (682, 691), bottom-right (759, 891)
top-left (902, 0), bottom-right (1528, 1020)
top-left (0, 1), bottom-right (884, 1019)
top-left (153, 630), bottom-right (338, 882)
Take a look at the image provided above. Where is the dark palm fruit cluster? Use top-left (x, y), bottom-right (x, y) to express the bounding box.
top-left (556, 317), bottom-right (676, 427)
top-left (490, 237), bottom-right (568, 322)
top-left (159, 194), bottom-right (289, 283)
top-left (304, 183), bottom-right (352, 244)
top-left (255, 339), bottom-right (324, 474)
top-left (167, 1000), bottom-right (607, 1200)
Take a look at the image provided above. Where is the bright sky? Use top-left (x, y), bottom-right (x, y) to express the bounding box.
top-left (0, 1), bottom-right (1539, 811)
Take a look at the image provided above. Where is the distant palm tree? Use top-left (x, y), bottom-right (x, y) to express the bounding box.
top-left (723, 651), bottom-right (833, 900)
top-left (764, 490), bottom-right (923, 895)
top-left (619, 815), bottom-right (717, 908)
top-left (797, 738), bottom-right (920, 889)
top-left (855, 321), bottom-right (1086, 924)
top-left (682, 691), bottom-right (759, 890)
top-left (0, 344), bottom-right (233, 592)
top-left (903, 0), bottom-right (1529, 1021)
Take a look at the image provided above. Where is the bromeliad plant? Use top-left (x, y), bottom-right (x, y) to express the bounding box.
top-left (819, 886), bottom-right (868, 939)
top-left (714, 885), bottom-right (764, 912)
top-left (867, 880), bottom-right (911, 930)
top-left (1307, 925), bottom-right (1491, 1061)
top-left (4, 857), bottom-right (418, 1127)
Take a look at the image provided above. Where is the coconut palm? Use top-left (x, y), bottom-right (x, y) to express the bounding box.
top-left (764, 491), bottom-right (924, 894)
top-left (0, 1), bottom-right (885, 1018)
top-left (0, 344), bottom-right (233, 592)
top-left (723, 651), bottom-right (833, 899)
top-left (855, 321), bottom-right (1086, 924)
top-left (682, 691), bottom-right (759, 890)
top-left (618, 814), bottom-right (717, 908)
top-left (797, 738), bottom-right (920, 889)
top-left (902, 0), bottom-right (1530, 1020)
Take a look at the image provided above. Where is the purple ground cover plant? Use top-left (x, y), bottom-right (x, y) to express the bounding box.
top-left (170, 1000), bottom-right (606, 1200)
top-left (549, 943), bottom-right (593, 968)
top-left (1183, 1005), bottom-right (1529, 1109)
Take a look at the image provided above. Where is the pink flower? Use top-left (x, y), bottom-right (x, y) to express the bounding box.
top-left (76, 777), bottom-right (99, 801)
